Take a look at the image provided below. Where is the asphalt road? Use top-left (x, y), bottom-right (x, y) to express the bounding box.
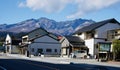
top-left (0, 55), bottom-right (120, 70)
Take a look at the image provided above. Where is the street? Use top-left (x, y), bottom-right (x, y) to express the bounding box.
top-left (0, 55), bottom-right (120, 70)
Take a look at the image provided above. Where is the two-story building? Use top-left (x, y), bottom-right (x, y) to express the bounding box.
top-left (21, 28), bottom-right (61, 57)
top-left (5, 34), bottom-right (21, 54)
top-left (74, 18), bottom-right (120, 58)
top-left (60, 36), bottom-right (88, 57)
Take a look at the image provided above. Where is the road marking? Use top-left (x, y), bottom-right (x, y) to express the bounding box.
top-left (0, 66), bottom-right (7, 70)
top-left (18, 60), bottom-right (59, 70)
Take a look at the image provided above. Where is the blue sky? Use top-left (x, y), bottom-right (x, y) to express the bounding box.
top-left (0, 0), bottom-right (120, 24)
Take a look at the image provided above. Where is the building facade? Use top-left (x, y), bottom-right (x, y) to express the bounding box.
top-left (74, 18), bottom-right (120, 57)
top-left (21, 28), bottom-right (61, 57)
top-left (5, 34), bottom-right (21, 54)
top-left (28, 35), bottom-right (61, 56)
top-left (60, 36), bottom-right (87, 57)
top-left (5, 34), bottom-right (12, 53)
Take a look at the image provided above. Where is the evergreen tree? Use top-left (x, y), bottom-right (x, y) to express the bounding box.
top-left (112, 39), bottom-right (120, 60)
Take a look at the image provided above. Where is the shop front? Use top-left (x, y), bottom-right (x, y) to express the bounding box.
top-left (97, 42), bottom-right (111, 61)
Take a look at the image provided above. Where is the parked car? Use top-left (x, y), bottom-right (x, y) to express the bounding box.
top-left (70, 50), bottom-right (87, 58)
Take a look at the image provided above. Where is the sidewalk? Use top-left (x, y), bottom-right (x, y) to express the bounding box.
top-left (4, 53), bottom-right (120, 68)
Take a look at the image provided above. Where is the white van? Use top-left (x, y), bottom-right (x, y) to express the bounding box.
top-left (70, 50), bottom-right (87, 58)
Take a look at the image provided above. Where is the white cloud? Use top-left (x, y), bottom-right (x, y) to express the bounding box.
top-left (67, 0), bottom-right (120, 19)
top-left (19, 0), bottom-right (120, 18)
top-left (19, 0), bottom-right (73, 13)
top-left (19, 2), bottom-right (25, 7)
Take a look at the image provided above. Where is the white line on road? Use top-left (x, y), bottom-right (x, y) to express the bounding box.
top-left (0, 66), bottom-right (7, 70)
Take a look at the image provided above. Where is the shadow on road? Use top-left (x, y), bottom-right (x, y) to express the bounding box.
top-left (0, 58), bottom-right (120, 70)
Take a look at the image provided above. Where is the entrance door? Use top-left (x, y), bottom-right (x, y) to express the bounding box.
top-left (37, 49), bottom-right (43, 54)
top-left (67, 48), bottom-right (69, 55)
top-left (99, 53), bottom-right (107, 59)
top-left (25, 50), bottom-right (29, 57)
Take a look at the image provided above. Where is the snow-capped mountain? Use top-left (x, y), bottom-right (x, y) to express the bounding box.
top-left (0, 17), bottom-right (94, 35)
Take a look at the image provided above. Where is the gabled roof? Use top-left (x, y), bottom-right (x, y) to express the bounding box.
top-left (23, 28), bottom-right (48, 40)
top-left (48, 33), bottom-right (62, 41)
top-left (75, 18), bottom-right (120, 34)
top-left (29, 32), bottom-right (61, 41)
top-left (65, 36), bottom-right (84, 43)
top-left (27, 28), bottom-right (48, 35)
top-left (12, 39), bottom-right (22, 45)
top-left (65, 36), bottom-right (86, 48)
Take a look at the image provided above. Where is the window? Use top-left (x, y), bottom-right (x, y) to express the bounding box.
top-left (85, 31), bottom-right (95, 39)
top-left (22, 38), bottom-right (28, 42)
top-left (54, 49), bottom-right (57, 53)
top-left (46, 49), bottom-right (52, 52)
top-left (38, 49), bottom-right (43, 53)
top-left (99, 44), bottom-right (111, 52)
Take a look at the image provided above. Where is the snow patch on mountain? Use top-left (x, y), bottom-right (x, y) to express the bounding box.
top-left (0, 17), bottom-right (94, 35)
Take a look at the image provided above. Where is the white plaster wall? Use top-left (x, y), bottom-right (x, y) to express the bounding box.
top-left (5, 34), bottom-right (12, 53)
top-left (61, 37), bottom-right (69, 48)
top-left (85, 39), bottom-right (94, 56)
top-left (79, 33), bottom-right (85, 40)
top-left (5, 34), bottom-right (11, 44)
top-left (85, 38), bottom-right (105, 56)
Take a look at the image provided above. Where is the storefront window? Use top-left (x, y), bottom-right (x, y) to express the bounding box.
top-left (99, 43), bottom-right (111, 52)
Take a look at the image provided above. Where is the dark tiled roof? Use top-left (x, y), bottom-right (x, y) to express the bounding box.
top-left (29, 32), bottom-right (61, 41)
top-left (12, 40), bottom-right (22, 45)
top-left (25, 28), bottom-right (49, 40)
top-left (75, 18), bottom-right (120, 34)
top-left (65, 36), bottom-right (84, 43)
top-left (48, 33), bottom-right (61, 41)
top-left (65, 36), bottom-right (86, 48)
top-left (27, 28), bottom-right (48, 35)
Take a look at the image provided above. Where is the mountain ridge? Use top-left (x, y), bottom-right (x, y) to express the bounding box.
top-left (0, 17), bottom-right (95, 36)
